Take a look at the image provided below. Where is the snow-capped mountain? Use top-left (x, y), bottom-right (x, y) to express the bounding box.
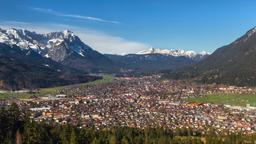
top-left (0, 28), bottom-right (114, 71)
top-left (0, 28), bottom-right (92, 61)
top-left (106, 48), bottom-right (209, 73)
top-left (136, 47), bottom-right (209, 59)
top-left (0, 27), bottom-right (209, 74)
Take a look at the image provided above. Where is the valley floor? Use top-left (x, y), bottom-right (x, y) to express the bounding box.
top-left (1, 75), bottom-right (256, 135)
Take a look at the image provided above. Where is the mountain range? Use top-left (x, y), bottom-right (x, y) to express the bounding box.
top-left (117, 48), bottom-right (209, 74)
top-left (0, 28), bottom-right (114, 72)
top-left (6, 26), bottom-right (256, 88)
top-left (136, 48), bottom-right (209, 61)
top-left (0, 28), bottom-right (208, 72)
top-left (105, 48), bottom-right (208, 74)
top-left (0, 27), bottom-right (211, 89)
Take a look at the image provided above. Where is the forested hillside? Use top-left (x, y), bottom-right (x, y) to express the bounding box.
top-left (1, 103), bottom-right (256, 144)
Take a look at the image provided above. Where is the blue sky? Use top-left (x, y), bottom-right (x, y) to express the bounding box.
top-left (1, 0), bottom-right (256, 54)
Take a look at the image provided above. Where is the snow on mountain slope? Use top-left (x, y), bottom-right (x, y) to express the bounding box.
top-left (0, 28), bottom-right (115, 72)
top-left (136, 47), bottom-right (209, 59)
top-left (0, 28), bottom-right (93, 61)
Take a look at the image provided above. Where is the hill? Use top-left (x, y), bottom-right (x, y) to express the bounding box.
top-left (166, 27), bottom-right (256, 86)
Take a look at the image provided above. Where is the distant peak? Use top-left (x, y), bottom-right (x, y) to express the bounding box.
top-left (63, 30), bottom-right (73, 36)
top-left (63, 29), bottom-right (72, 34)
top-left (136, 48), bottom-right (209, 58)
top-left (4, 28), bottom-right (32, 36)
top-left (199, 51), bottom-right (210, 55)
top-left (245, 26), bottom-right (256, 36)
top-left (147, 47), bottom-right (156, 53)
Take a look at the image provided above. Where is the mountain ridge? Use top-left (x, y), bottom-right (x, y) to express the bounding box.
top-left (0, 28), bottom-right (115, 72)
top-left (166, 26), bottom-right (256, 86)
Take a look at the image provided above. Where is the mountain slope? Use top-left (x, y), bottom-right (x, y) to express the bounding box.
top-left (0, 28), bottom-right (114, 72)
top-left (168, 27), bottom-right (256, 86)
top-left (0, 43), bottom-right (99, 90)
top-left (106, 54), bottom-right (195, 74)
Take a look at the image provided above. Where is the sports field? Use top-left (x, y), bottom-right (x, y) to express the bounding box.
top-left (186, 93), bottom-right (256, 107)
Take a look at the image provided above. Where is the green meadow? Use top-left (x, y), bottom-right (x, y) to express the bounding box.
top-left (186, 93), bottom-right (256, 107)
top-left (0, 74), bottom-right (114, 99)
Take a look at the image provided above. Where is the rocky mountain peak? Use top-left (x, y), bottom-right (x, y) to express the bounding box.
top-left (45, 30), bottom-right (78, 43)
top-left (63, 30), bottom-right (73, 36)
top-left (0, 28), bottom-right (94, 60)
top-left (0, 27), bottom-right (114, 71)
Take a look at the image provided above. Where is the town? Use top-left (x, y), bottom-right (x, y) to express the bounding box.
top-left (1, 75), bottom-right (256, 135)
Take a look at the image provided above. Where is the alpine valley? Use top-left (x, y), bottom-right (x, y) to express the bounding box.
top-left (3, 26), bottom-right (256, 89)
top-left (0, 28), bottom-right (209, 89)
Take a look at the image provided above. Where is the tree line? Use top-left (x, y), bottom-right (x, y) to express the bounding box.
top-left (1, 103), bottom-right (256, 144)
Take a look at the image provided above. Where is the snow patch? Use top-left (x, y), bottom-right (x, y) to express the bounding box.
top-left (136, 48), bottom-right (209, 58)
top-left (44, 54), bottom-right (50, 58)
top-left (48, 38), bottom-right (64, 45)
top-left (79, 50), bottom-right (85, 57)
top-left (43, 64), bottom-right (50, 67)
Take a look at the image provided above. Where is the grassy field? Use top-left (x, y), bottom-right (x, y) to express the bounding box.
top-left (39, 74), bottom-right (114, 95)
top-left (0, 74), bottom-right (114, 99)
top-left (186, 93), bottom-right (256, 107)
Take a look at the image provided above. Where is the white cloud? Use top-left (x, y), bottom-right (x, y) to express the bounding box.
top-left (75, 29), bottom-right (150, 55)
top-left (0, 21), bottom-right (150, 55)
top-left (31, 7), bottom-right (120, 24)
